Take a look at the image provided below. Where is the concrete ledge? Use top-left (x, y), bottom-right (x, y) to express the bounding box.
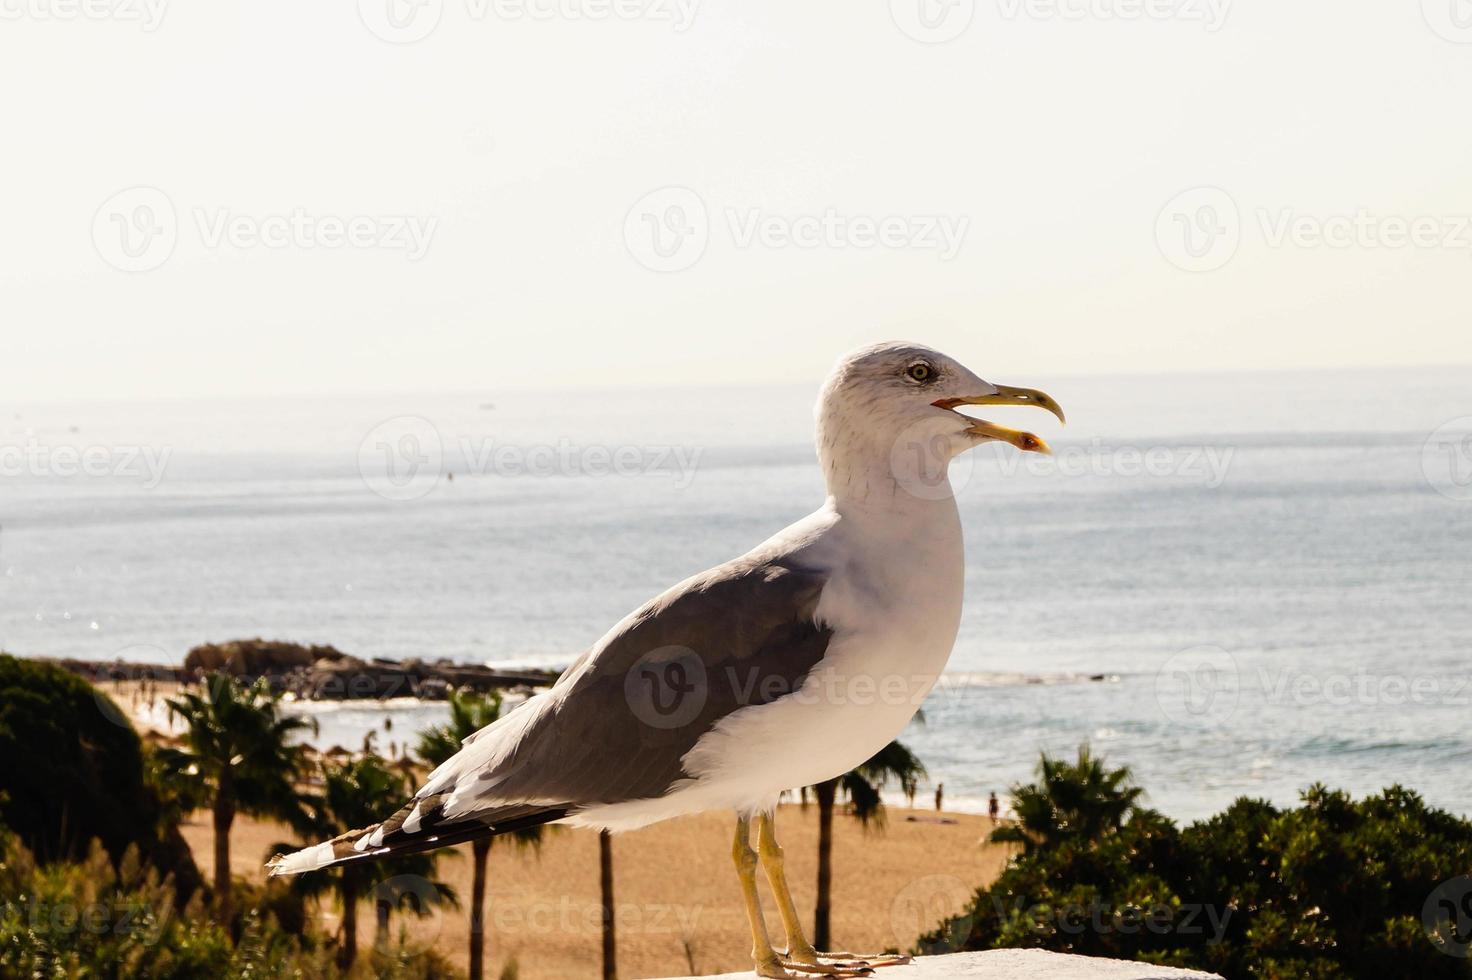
top-left (651, 949), bottom-right (1224, 979)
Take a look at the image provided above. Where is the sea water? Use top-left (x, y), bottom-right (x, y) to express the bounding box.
top-left (2, 366), bottom-right (1469, 820)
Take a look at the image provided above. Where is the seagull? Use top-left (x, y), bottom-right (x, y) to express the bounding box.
top-left (269, 342), bottom-right (1063, 978)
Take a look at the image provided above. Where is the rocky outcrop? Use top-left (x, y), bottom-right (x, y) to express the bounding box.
top-left (283, 656), bottom-right (557, 700)
top-left (55, 641), bottom-right (563, 702)
top-left (183, 638), bottom-right (349, 676)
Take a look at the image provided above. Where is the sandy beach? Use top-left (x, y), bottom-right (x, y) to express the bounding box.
top-left (180, 804), bottom-right (1009, 979)
top-left (109, 675), bottom-right (1011, 974)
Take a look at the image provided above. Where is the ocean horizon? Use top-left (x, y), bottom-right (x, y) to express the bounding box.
top-left (3, 364), bottom-right (1470, 822)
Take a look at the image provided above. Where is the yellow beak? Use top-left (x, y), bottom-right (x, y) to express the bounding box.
top-left (932, 384), bottom-right (1065, 455)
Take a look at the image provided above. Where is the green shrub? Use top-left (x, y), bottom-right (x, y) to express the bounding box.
top-left (0, 828), bottom-right (462, 979)
top-left (0, 653), bottom-right (201, 897)
top-left (922, 751), bottom-right (1472, 980)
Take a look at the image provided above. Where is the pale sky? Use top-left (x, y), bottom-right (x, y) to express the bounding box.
top-left (3, 0), bottom-right (1471, 402)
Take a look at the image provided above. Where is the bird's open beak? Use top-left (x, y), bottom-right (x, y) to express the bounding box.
top-left (932, 385), bottom-right (1065, 455)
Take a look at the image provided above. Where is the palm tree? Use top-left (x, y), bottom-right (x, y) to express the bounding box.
top-left (159, 672), bottom-right (317, 924)
top-left (280, 755), bottom-right (458, 968)
top-left (988, 745), bottom-right (1143, 854)
top-left (599, 829), bottom-right (617, 980)
top-left (416, 689), bottom-right (545, 980)
top-left (809, 738), bottom-right (927, 950)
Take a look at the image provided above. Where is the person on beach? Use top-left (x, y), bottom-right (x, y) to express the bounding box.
top-left (935, 783), bottom-right (944, 812)
top-left (988, 791), bottom-right (1000, 823)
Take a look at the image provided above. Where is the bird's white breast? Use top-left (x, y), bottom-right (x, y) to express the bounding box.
top-left (574, 500), bottom-right (965, 831)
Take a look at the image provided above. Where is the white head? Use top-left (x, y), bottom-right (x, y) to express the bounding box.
top-left (815, 341), bottom-right (1064, 503)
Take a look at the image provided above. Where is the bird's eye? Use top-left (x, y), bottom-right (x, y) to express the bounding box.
top-left (906, 363), bottom-right (933, 383)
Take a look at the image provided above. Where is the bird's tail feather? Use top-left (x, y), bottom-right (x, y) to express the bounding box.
top-left (267, 798), bottom-right (568, 877)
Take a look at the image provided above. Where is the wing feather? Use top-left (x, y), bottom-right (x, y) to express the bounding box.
top-left (269, 550), bottom-right (834, 876)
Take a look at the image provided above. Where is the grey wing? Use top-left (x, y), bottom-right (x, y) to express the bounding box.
top-left (268, 552), bottom-right (835, 876)
top-left (469, 553), bottom-right (835, 808)
top-left (429, 552), bottom-right (835, 816)
top-left (305, 552), bottom-right (836, 862)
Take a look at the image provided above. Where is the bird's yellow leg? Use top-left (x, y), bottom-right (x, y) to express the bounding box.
top-left (736, 816), bottom-right (867, 978)
top-left (734, 815), bottom-right (793, 979)
top-left (755, 812), bottom-right (910, 972)
top-left (755, 812), bottom-right (823, 964)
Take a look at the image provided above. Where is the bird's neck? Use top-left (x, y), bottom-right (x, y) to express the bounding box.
top-left (818, 434), bottom-right (964, 537)
top-left (818, 409), bottom-right (965, 526)
top-left (817, 447), bottom-right (967, 622)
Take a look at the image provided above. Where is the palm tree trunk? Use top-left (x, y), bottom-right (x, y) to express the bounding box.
top-left (211, 787), bottom-right (235, 925)
top-left (599, 830), bottom-right (617, 980)
top-left (341, 880), bottom-right (359, 968)
top-left (813, 778), bottom-right (837, 950)
top-left (470, 837), bottom-right (491, 980)
top-left (375, 887), bottom-right (391, 953)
